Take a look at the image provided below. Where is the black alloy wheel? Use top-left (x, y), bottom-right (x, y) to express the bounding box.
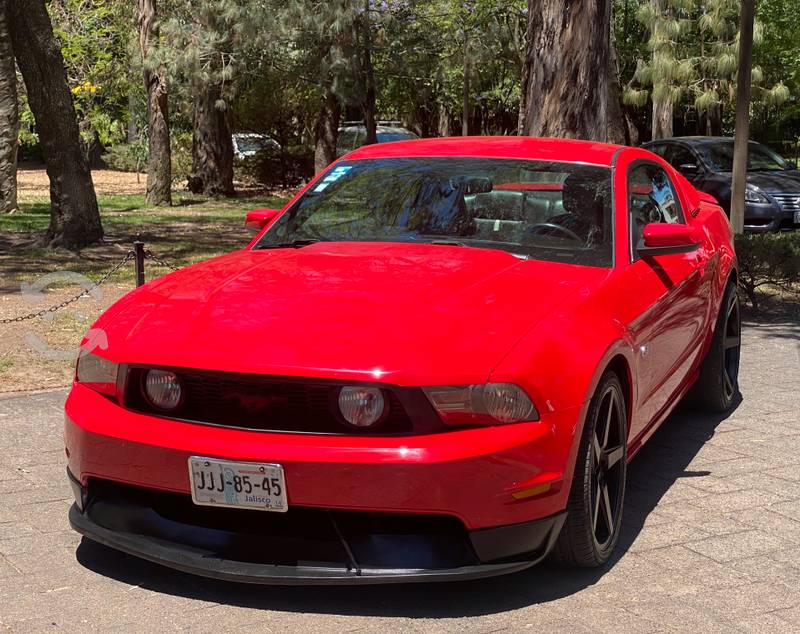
top-left (553, 371), bottom-right (627, 567)
top-left (690, 281), bottom-right (741, 413)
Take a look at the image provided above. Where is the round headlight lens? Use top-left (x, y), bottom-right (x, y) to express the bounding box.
top-left (338, 386), bottom-right (386, 428)
top-left (482, 383), bottom-right (536, 423)
top-left (143, 370), bottom-right (183, 410)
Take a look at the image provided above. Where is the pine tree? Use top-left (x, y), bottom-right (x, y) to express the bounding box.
top-left (139, 0), bottom-right (172, 205)
top-left (626, 0), bottom-right (789, 139)
top-left (155, 0), bottom-right (263, 196)
top-left (280, 0), bottom-right (360, 172)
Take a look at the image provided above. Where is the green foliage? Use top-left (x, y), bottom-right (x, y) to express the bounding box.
top-left (47, 0), bottom-right (134, 148)
top-left (735, 232), bottom-right (800, 310)
top-left (102, 139), bottom-right (148, 173)
top-left (624, 0), bottom-right (790, 135)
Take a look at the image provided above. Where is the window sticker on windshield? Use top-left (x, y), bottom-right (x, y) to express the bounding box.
top-left (316, 165), bottom-right (352, 190)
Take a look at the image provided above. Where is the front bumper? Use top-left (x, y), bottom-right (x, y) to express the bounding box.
top-left (65, 383), bottom-right (580, 583)
top-left (68, 472), bottom-right (566, 585)
top-left (743, 201), bottom-right (798, 232)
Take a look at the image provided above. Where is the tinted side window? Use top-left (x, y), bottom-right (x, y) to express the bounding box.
top-left (628, 164), bottom-right (684, 256)
top-left (667, 146), bottom-right (698, 170)
top-left (647, 144), bottom-right (668, 159)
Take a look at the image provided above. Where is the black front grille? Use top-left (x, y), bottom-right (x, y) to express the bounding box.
top-left (123, 366), bottom-right (432, 435)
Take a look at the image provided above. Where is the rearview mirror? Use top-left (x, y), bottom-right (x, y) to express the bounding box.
top-left (245, 208), bottom-right (281, 232)
top-left (637, 223), bottom-right (701, 257)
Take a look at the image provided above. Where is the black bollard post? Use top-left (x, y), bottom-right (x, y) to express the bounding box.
top-left (134, 241), bottom-right (146, 287)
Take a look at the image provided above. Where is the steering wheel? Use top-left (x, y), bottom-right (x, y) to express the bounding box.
top-left (527, 222), bottom-right (583, 243)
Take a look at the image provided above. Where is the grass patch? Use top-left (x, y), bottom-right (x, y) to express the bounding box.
top-left (0, 193), bottom-right (290, 289)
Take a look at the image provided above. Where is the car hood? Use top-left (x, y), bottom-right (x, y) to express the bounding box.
top-left (739, 170), bottom-right (800, 193)
top-left (99, 243), bottom-right (608, 385)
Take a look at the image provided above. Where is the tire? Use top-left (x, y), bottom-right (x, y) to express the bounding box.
top-left (552, 371), bottom-right (627, 567)
top-left (689, 282), bottom-right (741, 413)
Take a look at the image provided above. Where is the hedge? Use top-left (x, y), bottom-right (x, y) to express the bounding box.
top-left (734, 232), bottom-right (800, 311)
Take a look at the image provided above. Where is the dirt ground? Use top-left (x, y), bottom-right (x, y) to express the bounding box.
top-left (0, 283), bottom-right (129, 394)
top-left (1, 168), bottom-right (292, 394)
top-left (16, 165), bottom-right (148, 201)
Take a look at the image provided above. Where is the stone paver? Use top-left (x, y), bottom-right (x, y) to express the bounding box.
top-left (0, 319), bottom-right (799, 633)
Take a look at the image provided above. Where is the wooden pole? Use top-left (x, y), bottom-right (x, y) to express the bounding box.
top-left (730, 0), bottom-right (755, 235)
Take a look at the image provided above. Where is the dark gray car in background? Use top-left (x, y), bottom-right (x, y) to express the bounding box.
top-left (643, 136), bottom-right (800, 232)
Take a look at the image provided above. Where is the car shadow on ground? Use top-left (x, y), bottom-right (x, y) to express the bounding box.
top-left (75, 396), bottom-right (741, 617)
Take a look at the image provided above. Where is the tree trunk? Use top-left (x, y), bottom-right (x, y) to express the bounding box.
top-left (138, 0), bottom-right (171, 205)
top-left (0, 0), bottom-right (19, 214)
top-left (517, 42), bottom-right (530, 135)
top-left (521, 0), bottom-right (613, 140)
top-left (360, 1), bottom-right (377, 145)
top-left (606, 7), bottom-right (628, 145)
top-left (651, 91), bottom-right (673, 139)
top-left (649, 0), bottom-right (673, 140)
top-left (9, 0), bottom-right (102, 249)
top-left (462, 34), bottom-right (470, 136)
top-left (437, 102), bottom-right (451, 137)
top-left (188, 85), bottom-right (234, 197)
top-left (314, 86), bottom-right (341, 173)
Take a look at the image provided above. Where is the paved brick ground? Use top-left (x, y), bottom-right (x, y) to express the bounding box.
top-left (1, 320), bottom-right (799, 633)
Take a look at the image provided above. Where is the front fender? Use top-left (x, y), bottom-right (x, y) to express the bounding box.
top-left (489, 306), bottom-right (637, 491)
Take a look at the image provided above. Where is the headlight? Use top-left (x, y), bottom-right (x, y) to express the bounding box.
top-left (744, 186), bottom-right (769, 204)
top-left (423, 383), bottom-right (538, 425)
top-left (143, 369), bottom-right (183, 411)
top-left (75, 352), bottom-right (118, 396)
top-left (338, 386), bottom-right (386, 428)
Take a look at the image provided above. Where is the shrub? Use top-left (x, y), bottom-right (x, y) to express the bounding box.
top-left (734, 232), bottom-right (800, 311)
top-left (102, 139), bottom-right (148, 173)
top-left (102, 132), bottom-right (193, 185)
top-left (170, 132), bottom-right (194, 184)
top-left (239, 144), bottom-right (314, 189)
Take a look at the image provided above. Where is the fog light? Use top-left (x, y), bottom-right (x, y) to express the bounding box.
top-left (143, 369), bottom-right (183, 411)
top-left (338, 386), bottom-right (386, 428)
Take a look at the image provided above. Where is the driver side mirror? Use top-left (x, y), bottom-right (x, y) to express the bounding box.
top-left (678, 163), bottom-right (699, 176)
top-left (637, 223), bottom-right (701, 257)
top-left (245, 208), bottom-right (281, 232)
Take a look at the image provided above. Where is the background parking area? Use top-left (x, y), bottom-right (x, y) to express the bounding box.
top-left (1, 320), bottom-right (799, 633)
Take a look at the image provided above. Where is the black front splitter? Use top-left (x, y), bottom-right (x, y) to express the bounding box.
top-left (70, 504), bottom-right (542, 585)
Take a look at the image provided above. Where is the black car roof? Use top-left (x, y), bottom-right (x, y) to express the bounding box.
top-left (643, 136), bottom-right (750, 147)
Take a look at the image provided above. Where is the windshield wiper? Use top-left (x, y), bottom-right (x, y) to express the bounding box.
top-left (259, 238), bottom-right (322, 249)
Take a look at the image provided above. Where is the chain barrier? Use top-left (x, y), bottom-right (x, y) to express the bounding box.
top-left (0, 243), bottom-right (181, 325)
top-left (144, 249), bottom-right (181, 272)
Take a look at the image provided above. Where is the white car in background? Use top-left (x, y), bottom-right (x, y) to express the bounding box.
top-left (232, 133), bottom-right (281, 159)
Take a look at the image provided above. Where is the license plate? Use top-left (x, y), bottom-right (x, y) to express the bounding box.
top-left (794, 211), bottom-right (800, 225)
top-left (188, 457), bottom-right (287, 512)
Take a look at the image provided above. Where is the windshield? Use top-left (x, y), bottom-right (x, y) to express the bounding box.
top-left (254, 157), bottom-right (613, 267)
top-left (695, 141), bottom-right (789, 172)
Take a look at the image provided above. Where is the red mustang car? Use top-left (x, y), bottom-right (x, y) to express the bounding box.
top-left (66, 137), bottom-right (739, 584)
